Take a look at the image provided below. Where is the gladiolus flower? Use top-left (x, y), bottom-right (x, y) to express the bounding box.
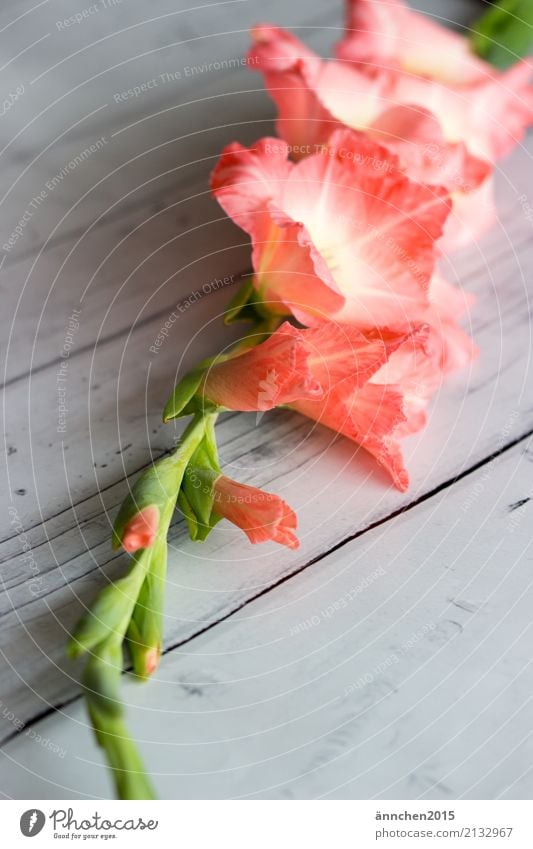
top-left (211, 130), bottom-right (451, 329)
top-left (247, 24), bottom-right (496, 249)
top-left (201, 321), bottom-right (445, 491)
top-left (121, 505), bottom-right (160, 553)
top-left (336, 0), bottom-right (533, 163)
top-left (212, 474), bottom-right (299, 548)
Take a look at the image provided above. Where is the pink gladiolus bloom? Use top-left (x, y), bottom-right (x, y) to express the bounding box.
top-left (122, 505), bottom-right (160, 553)
top-left (247, 24), bottom-right (495, 249)
top-left (336, 0), bottom-right (533, 163)
top-left (212, 474), bottom-right (299, 549)
top-left (248, 24), bottom-right (491, 176)
top-left (211, 130), bottom-right (451, 329)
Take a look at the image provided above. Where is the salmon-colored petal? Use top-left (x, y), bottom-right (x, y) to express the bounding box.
top-left (248, 24), bottom-right (340, 154)
top-left (213, 475), bottom-right (299, 549)
top-left (337, 0), bottom-right (493, 85)
top-left (283, 129), bottom-right (450, 326)
top-left (428, 272), bottom-right (474, 322)
top-left (337, 1), bottom-right (533, 163)
top-left (122, 505), bottom-right (160, 553)
top-left (368, 104), bottom-right (491, 192)
top-left (210, 137), bottom-right (291, 233)
top-left (291, 327), bottom-right (436, 491)
top-left (210, 138), bottom-right (345, 318)
top-left (201, 322), bottom-right (323, 411)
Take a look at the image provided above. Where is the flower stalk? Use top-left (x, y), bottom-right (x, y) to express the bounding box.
top-left (68, 414), bottom-right (208, 799)
top-left (65, 0), bottom-right (528, 800)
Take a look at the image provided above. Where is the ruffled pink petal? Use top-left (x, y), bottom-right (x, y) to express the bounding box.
top-left (284, 129), bottom-right (451, 326)
top-left (302, 322), bottom-right (409, 391)
top-left (425, 274), bottom-right (478, 374)
top-left (210, 137), bottom-right (291, 234)
top-left (463, 60), bottom-right (533, 162)
top-left (213, 475), bottom-right (299, 549)
top-left (441, 176), bottom-right (496, 252)
top-left (248, 24), bottom-right (394, 153)
top-left (368, 104), bottom-right (491, 192)
top-left (291, 327), bottom-right (434, 491)
top-left (211, 138), bottom-right (345, 318)
top-left (248, 25), bottom-right (340, 154)
top-left (337, 0), bottom-right (491, 85)
top-left (294, 377), bottom-right (410, 491)
top-left (337, 3), bottom-right (533, 164)
top-left (428, 272), bottom-right (474, 322)
top-left (391, 65), bottom-right (533, 164)
top-left (383, 273), bottom-right (478, 377)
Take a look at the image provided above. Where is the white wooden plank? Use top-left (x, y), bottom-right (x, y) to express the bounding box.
top-left (1, 430), bottom-right (531, 799)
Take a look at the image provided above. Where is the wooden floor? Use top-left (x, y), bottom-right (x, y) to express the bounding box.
top-left (0, 0), bottom-right (532, 800)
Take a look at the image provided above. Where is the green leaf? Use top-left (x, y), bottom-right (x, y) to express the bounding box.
top-left (471, 0), bottom-right (533, 67)
top-left (127, 537), bottom-right (167, 679)
top-left (177, 489), bottom-right (199, 540)
top-left (162, 367), bottom-right (205, 422)
top-left (180, 415), bottom-right (222, 538)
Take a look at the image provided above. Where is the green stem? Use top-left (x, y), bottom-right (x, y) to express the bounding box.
top-left (127, 536), bottom-right (167, 678)
top-left (84, 640), bottom-right (156, 800)
top-left (70, 415), bottom-right (208, 799)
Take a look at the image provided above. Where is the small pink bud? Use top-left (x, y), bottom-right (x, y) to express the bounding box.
top-left (145, 646), bottom-right (161, 676)
top-left (213, 475), bottom-right (299, 549)
top-left (122, 505), bottom-right (160, 553)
